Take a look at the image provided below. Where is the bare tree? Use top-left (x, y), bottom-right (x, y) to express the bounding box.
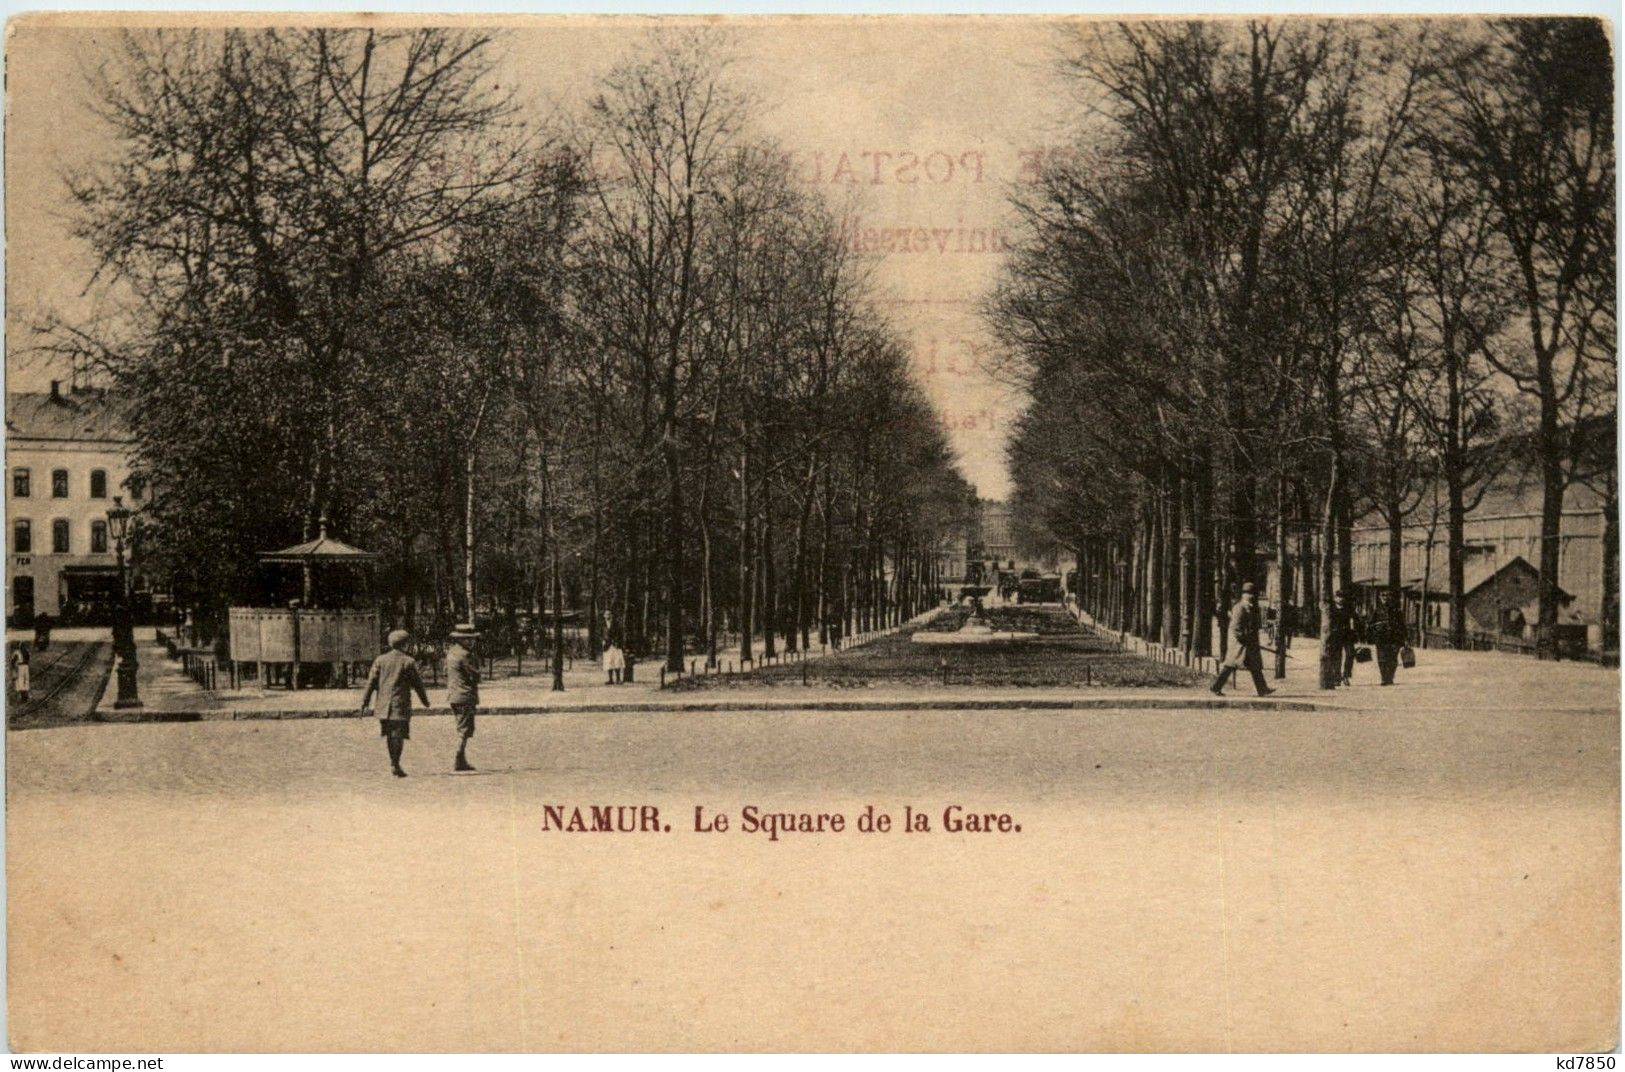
top-left (582, 28), bottom-right (746, 673)
top-left (62, 27), bottom-right (533, 629)
top-left (1434, 18), bottom-right (1615, 656)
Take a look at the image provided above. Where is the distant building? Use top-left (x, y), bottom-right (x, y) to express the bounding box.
top-left (978, 500), bottom-right (1018, 567)
top-left (6, 382), bottom-right (151, 624)
top-left (937, 527), bottom-right (970, 583)
top-left (1350, 424), bottom-right (1612, 655)
top-left (964, 499), bottom-right (1064, 579)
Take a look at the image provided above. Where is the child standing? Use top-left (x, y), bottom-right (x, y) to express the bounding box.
top-left (11, 644), bottom-right (31, 703)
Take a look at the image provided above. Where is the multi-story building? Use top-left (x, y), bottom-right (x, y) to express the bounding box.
top-left (937, 528), bottom-right (970, 583)
top-left (978, 499), bottom-right (1018, 568)
top-left (961, 499), bottom-right (1066, 585)
top-left (6, 382), bottom-right (149, 624)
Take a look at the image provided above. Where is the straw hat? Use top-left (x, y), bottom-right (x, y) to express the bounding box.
top-left (448, 623), bottom-right (482, 641)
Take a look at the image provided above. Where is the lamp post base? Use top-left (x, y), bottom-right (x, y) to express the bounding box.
top-left (112, 658), bottom-right (142, 710)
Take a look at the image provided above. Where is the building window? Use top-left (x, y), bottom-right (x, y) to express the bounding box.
top-left (91, 520), bottom-right (108, 554)
top-left (12, 520), bottom-right (30, 554)
top-left (127, 476), bottom-right (146, 501)
top-left (89, 470), bottom-right (107, 499)
top-left (51, 520), bottom-right (69, 554)
top-left (12, 468), bottom-right (29, 498)
top-left (51, 470), bottom-right (68, 498)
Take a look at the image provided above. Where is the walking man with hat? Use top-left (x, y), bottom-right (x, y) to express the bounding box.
top-left (1210, 582), bottom-right (1275, 697)
top-left (446, 623), bottom-right (481, 772)
top-left (360, 629), bottom-right (431, 778)
top-left (1327, 588), bottom-right (1361, 686)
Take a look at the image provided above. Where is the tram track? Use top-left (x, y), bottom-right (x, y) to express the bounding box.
top-left (8, 641), bottom-right (110, 725)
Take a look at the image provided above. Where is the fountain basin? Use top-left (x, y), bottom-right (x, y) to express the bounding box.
top-left (913, 628), bottom-right (1039, 645)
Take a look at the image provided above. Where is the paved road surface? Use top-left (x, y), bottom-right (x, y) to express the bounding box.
top-left (8, 701), bottom-right (1617, 1051)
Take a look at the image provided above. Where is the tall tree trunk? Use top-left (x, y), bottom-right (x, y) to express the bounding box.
top-left (541, 458), bottom-right (565, 692)
top-left (663, 438), bottom-right (684, 672)
top-left (1318, 453), bottom-right (1341, 689)
top-left (462, 387), bottom-right (492, 624)
top-left (816, 470), bottom-right (833, 645)
top-left (1274, 468), bottom-right (1292, 680)
top-left (1192, 451), bottom-right (1214, 657)
top-left (587, 415), bottom-right (603, 659)
top-left (1229, 408), bottom-right (1256, 599)
top-left (1419, 481), bottom-right (1441, 650)
top-left (1162, 476), bottom-right (1181, 648)
top-left (738, 447), bottom-right (754, 664)
top-left (1603, 471), bottom-right (1619, 660)
top-left (1297, 513), bottom-right (1317, 634)
top-left (763, 469), bottom-right (778, 659)
top-left (1179, 481), bottom-right (1195, 654)
top-left (463, 454), bottom-right (478, 623)
top-left (698, 513), bottom-right (712, 663)
top-left (791, 464), bottom-right (814, 651)
top-left (1386, 501), bottom-right (1404, 623)
top-left (1446, 465), bottom-right (1468, 649)
top-left (793, 490), bottom-right (811, 652)
top-left (622, 520), bottom-right (639, 684)
top-left (1337, 491), bottom-right (1355, 598)
top-left (1536, 385), bottom-right (1564, 658)
top-left (1443, 349), bottom-right (1469, 649)
top-left (1147, 498), bottom-right (1163, 642)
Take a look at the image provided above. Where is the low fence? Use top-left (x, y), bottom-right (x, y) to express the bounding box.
top-left (157, 629), bottom-right (223, 690)
top-left (1419, 626), bottom-right (1606, 663)
top-left (656, 605), bottom-right (948, 688)
top-left (1422, 627), bottom-right (1534, 656)
top-left (156, 628), bottom-right (578, 692)
top-left (1065, 603), bottom-right (1222, 676)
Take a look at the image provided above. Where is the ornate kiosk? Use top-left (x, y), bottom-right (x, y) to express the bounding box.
top-left (229, 522), bottom-right (380, 688)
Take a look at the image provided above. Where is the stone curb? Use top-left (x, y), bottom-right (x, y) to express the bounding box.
top-left (72, 694), bottom-right (1325, 725)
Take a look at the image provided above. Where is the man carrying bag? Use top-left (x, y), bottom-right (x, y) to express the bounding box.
top-left (1370, 594), bottom-right (1410, 686)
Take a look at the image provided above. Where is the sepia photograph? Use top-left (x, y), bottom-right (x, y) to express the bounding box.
top-left (2, 12), bottom-right (1618, 1054)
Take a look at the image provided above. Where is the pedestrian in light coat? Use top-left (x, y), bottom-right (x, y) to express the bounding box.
top-left (445, 624), bottom-right (481, 772)
top-left (603, 638), bottom-right (625, 685)
top-left (360, 629), bottom-right (431, 778)
top-left (1210, 582), bottom-right (1276, 698)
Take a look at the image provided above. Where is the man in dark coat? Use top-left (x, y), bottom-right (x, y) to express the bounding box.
top-left (360, 629), bottom-right (431, 777)
top-left (1327, 589), bottom-right (1360, 686)
top-left (1370, 594), bottom-right (1408, 686)
top-left (1210, 582), bottom-right (1275, 697)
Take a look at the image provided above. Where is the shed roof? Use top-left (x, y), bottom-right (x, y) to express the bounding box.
top-left (1356, 555), bottom-right (1576, 605)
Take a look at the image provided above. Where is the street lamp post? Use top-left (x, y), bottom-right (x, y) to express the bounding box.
top-left (107, 495), bottom-right (142, 709)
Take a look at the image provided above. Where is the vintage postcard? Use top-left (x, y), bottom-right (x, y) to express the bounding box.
top-left (3, 12), bottom-right (1618, 1054)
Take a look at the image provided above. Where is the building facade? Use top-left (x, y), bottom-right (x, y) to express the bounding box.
top-left (978, 499), bottom-right (1018, 567)
top-left (1349, 478), bottom-right (1609, 654)
top-left (937, 528), bottom-right (970, 584)
top-left (6, 383), bottom-right (149, 624)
